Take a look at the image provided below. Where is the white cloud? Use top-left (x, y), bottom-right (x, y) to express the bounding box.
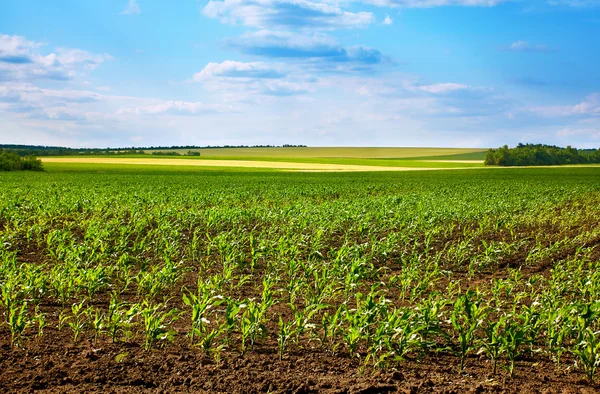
top-left (548, 0), bottom-right (600, 7)
top-left (228, 30), bottom-right (387, 71)
top-left (364, 0), bottom-right (503, 7)
top-left (557, 127), bottom-right (600, 138)
top-left (0, 83), bottom-right (113, 124)
top-left (194, 60), bottom-right (314, 98)
top-left (0, 83), bottom-right (102, 106)
top-left (261, 80), bottom-right (311, 95)
top-left (0, 34), bottom-right (111, 82)
top-left (383, 15), bottom-right (393, 25)
top-left (117, 100), bottom-right (234, 115)
top-left (193, 60), bottom-right (284, 81)
top-left (413, 82), bottom-right (470, 94)
top-left (203, 0), bottom-right (375, 30)
top-left (528, 93), bottom-right (600, 117)
top-left (350, 78), bottom-right (472, 96)
top-left (503, 41), bottom-right (555, 53)
top-left (120, 0), bottom-right (141, 15)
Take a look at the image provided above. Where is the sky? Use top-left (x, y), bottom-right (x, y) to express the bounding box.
top-left (1, 0), bottom-right (599, 148)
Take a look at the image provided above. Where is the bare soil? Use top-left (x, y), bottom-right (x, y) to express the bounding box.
top-left (1, 330), bottom-right (598, 394)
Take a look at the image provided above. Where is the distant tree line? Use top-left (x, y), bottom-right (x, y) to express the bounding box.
top-left (0, 145), bottom-right (147, 156)
top-left (0, 150), bottom-right (44, 171)
top-left (150, 151), bottom-right (201, 156)
top-left (0, 144), bottom-right (307, 157)
top-left (485, 144), bottom-right (600, 166)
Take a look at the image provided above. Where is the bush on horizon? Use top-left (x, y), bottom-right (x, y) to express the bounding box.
top-left (485, 143), bottom-right (600, 166)
top-left (0, 150), bottom-right (44, 171)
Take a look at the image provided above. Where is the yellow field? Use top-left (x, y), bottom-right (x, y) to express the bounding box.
top-left (148, 147), bottom-right (485, 158)
top-left (41, 157), bottom-right (473, 172)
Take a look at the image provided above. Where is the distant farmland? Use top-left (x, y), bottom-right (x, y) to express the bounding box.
top-left (40, 147), bottom-right (487, 172)
top-left (145, 146), bottom-right (488, 159)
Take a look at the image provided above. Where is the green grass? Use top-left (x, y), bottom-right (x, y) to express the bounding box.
top-left (405, 151), bottom-right (488, 161)
top-left (37, 162), bottom-right (281, 174)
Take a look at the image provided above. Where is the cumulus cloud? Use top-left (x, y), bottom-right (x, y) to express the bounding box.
top-left (502, 41), bottom-right (556, 53)
top-left (383, 15), bottom-right (393, 25)
top-left (120, 0), bottom-right (141, 15)
top-left (228, 30), bottom-right (386, 69)
top-left (193, 60), bottom-right (313, 98)
top-left (203, 0), bottom-right (375, 30)
top-left (193, 60), bottom-right (284, 81)
top-left (0, 34), bottom-right (111, 82)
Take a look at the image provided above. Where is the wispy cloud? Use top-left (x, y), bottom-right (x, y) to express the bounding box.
top-left (227, 30), bottom-right (387, 70)
top-left (203, 0), bottom-right (374, 30)
top-left (363, 0), bottom-right (503, 8)
top-left (513, 76), bottom-right (548, 87)
top-left (0, 34), bottom-right (111, 82)
top-left (120, 0), bottom-right (141, 15)
top-left (557, 127), bottom-right (600, 138)
top-left (548, 0), bottom-right (600, 8)
top-left (194, 61), bottom-right (285, 80)
top-left (118, 100), bottom-right (234, 115)
top-left (528, 93), bottom-right (600, 117)
top-left (502, 41), bottom-right (556, 53)
top-left (193, 60), bottom-right (312, 98)
top-left (412, 83), bottom-right (470, 94)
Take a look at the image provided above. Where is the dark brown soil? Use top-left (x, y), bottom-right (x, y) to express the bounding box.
top-left (1, 330), bottom-right (598, 394)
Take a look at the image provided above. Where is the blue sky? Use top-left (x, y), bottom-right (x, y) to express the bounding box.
top-left (1, 0), bottom-right (599, 148)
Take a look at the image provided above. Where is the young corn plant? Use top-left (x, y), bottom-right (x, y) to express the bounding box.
top-left (277, 316), bottom-right (295, 360)
top-left (572, 327), bottom-right (600, 384)
top-left (104, 293), bottom-right (139, 343)
top-left (240, 300), bottom-right (268, 355)
top-left (220, 297), bottom-right (242, 345)
top-left (320, 304), bottom-right (345, 353)
top-left (34, 307), bottom-right (46, 338)
top-left (1, 278), bottom-right (21, 323)
top-left (139, 302), bottom-right (179, 350)
top-left (415, 295), bottom-right (446, 352)
top-left (136, 257), bottom-right (184, 300)
top-left (499, 318), bottom-right (527, 377)
top-left (8, 301), bottom-right (30, 347)
top-left (388, 307), bottom-right (425, 363)
top-left (239, 277), bottom-right (274, 355)
top-left (451, 291), bottom-right (487, 371)
top-left (289, 301), bottom-right (326, 346)
top-left (198, 326), bottom-right (225, 361)
top-left (80, 265), bottom-right (110, 300)
top-left (478, 317), bottom-right (504, 375)
top-left (182, 283), bottom-right (221, 344)
top-left (85, 306), bottom-right (105, 344)
top-left (67, 300), bottom-right (87, 342)
top-left (571, 303), bottom-right (600, 383)
top-left (544, 306), bottom-right (571, 366)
